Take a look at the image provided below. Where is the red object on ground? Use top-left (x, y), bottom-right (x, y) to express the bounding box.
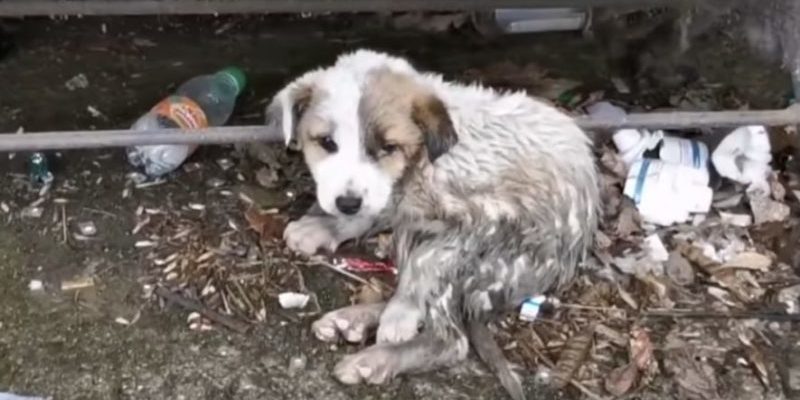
top-left (342, 257), bottom-right (396, 273)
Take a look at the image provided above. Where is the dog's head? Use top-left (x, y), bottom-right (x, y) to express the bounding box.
top-left (265, 50), bottom-right (457, 218)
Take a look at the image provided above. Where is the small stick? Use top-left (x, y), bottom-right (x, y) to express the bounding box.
top-left (527, 330), bottom-right (609, 400)
top-left (61, 204), bottom-right (68, 243)
top-left (643, 308), bottom-right (800, 321)
top-left (154, 285), bottom-right (250, 334)
top-left (312, 260), bottom-right (391, 293)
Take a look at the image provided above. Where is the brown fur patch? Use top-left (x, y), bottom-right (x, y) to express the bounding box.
top-left (359, 69), bottom-right (458, 186)
top-left (411, 95), bottom-right (458, 163)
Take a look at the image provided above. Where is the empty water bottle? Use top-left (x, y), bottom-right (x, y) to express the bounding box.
top-left (126, 66), bottom-right (247, 178)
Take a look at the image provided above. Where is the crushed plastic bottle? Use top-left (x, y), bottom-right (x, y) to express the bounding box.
top-left (126, 67), bottom-right (247, 178)
top-left (711, 125), bottom-right (772, 192)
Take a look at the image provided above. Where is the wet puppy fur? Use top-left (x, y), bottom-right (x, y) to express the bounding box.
top-left (265, 50), bottom-right (600, 400)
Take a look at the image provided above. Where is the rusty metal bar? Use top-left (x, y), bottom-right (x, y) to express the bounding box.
top-left (0, 0), bottom-right (677, 16)
top-left (0, 106), bottom-right (798, 152)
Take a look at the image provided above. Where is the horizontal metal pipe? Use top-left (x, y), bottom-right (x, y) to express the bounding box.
top-left (0, 0), bottom-right (676, 16)
top-left (0, 106), bottom-right (797, 152)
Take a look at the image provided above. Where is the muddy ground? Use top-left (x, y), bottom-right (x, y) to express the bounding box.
top-left (0, 13), bottom-right (796, 400)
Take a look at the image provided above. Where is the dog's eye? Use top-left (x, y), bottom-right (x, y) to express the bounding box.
top-left (381, 144), bottom-right (398, 156)
top-left (317, 136), bottom-right (338, 153)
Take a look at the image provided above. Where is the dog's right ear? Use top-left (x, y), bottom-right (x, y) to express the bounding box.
top-left (265, 82), bottom-right (314, 150)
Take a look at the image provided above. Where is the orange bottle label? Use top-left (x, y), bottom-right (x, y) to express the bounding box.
top-left (152, 96), bottom-right (209, 130)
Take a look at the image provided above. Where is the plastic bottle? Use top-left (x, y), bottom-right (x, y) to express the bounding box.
top-left (126, 67), bottom-right (247, 178)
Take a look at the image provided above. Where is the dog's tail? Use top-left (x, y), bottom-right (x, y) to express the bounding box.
top-left (467, 320), bottom-right (525, 400)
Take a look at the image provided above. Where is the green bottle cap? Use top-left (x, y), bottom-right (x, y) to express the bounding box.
top-left (218, 66), bottom-right (247, 96)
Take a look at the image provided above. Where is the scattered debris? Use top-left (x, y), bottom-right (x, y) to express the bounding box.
top-left (77, 221), bottom-right (97, 236)
top-left (519, 295), bottom-right (547, 322)
top-left (244, 207), bottom-right (286, 242)
top-left (28, 152), bottom-right (54, 185)
top-left (28, 280), bottom-right (43, 292)
top-left (20, 206), bottom-right (43, 219)
top-left (64, 73), bottom-right (89, 91)
top-left (665, 250), bottom-right (695, 286)
top-left (278, 292), bottom-right (310, 309)
top-left (339, 257), bottom-right (396, 274)
top-left (286, 354), bottom-right (308, 377)
top-left (60, 276), bottom-right (94, 292)
top-left (154, 286), bottom-right (250, 334)
top-left (552, 325), bottom-right (594, 389)
top-left (748, 189), bottom-right (791, 224)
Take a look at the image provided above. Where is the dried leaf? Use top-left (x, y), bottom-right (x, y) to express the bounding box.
top-left (552, 326), bottom-right (594, 388)
top-left (745, 345), bottom-right (770, 387)
top-left (665, 251), bottom-right (695, 286)
top-left (720, 252), bottom-right (771, 272)
top-left (615, 199), bottom-right (642, 239)
top-left (630, 328), bottom-right (654, 371)
top-left (244, 207), bottom-right (286, 241)
top-left (674, 240), bottom-right (719, 273)
top-left (664, 348), bottom-right (721, 400)
top-left (600, 147), bottom-right (628, 180)
top-left (605, 362), bottom-right (639, 396)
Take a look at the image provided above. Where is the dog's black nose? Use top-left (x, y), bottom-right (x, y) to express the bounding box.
top-left (335, 196), bottom-right (362, 215)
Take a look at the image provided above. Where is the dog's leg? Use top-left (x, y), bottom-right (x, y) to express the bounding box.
top-left (311, 302), bottom-right (386, 343)
top-left (334, 330), bottom-right (469, 385)
top-left (284, 203), bottom-right (376, 255)
top-left (375, 296), bottom-right (424, 343)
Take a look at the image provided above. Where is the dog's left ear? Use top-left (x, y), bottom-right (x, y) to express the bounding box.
top-left (411, 95), bottom-right (458, 163)
top-left (265, 81), bottom-right (314, 150)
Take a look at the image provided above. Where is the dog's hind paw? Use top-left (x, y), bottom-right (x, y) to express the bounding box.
top-left (334, 345), bottom-right (396, 385)
top-left (283, 216), bottom-right (340, 255)
top-left (311, 303), bottom-right (385, 343)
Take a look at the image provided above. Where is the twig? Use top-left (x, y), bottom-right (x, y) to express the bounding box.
top-left (154, 285), bottom-right (250, 334)
top-left (643, 308), bottom-right (800, 321)
top-left (526, 329), bottom-right (610, 400)
top-left (311, 260), bottom-right (391, 293)
top-left (82, 207), bottom-right (118, 219)
top-left (61, 204), bottom-right (68, 243)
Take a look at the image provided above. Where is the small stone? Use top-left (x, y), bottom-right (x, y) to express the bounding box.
top-left (278, 292), bottom-right (310, 309)
top-left (216, 158), bottom-right (235, 171)
top-left (749, 191), bottom-right (790, 224)
top-left (21, 206), bottom-right (44, 219)
top-left (206, 178), bottom-right (226, 188)
top-left (64, 73), bottom-right (89, 91)
top-left (28, 279), bottom-right (44, 291)
top-left (287, 354), bottom-right (308, 377)
top-left (78, 221), bottom-right (97, 236)
top-left (126, 172), bottom-right (148, 185)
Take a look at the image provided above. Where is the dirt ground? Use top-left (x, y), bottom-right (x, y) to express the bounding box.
top-left (0, 12), bottom-right (798, 400)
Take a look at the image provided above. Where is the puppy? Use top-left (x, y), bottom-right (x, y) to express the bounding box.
top-left (266, 50), bottom-right (600, 400)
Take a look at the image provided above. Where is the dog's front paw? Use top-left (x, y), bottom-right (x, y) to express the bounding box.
top-left (376, 301), bottom-right (423, 344)
top-left (283, 216), bottom-right (340, 255)
top-left (334, 345), bottom-right (396, 385)
top-left (311, 303), bottom-right (384, 343)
